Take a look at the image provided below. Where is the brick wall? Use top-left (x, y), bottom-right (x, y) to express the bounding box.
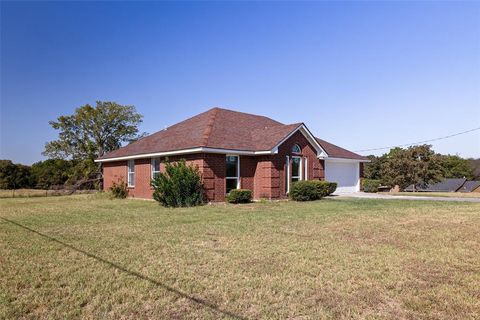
top-left (103, 160), bottom-right (127, 190)
top-left (128, 158), bottom-right (153, 198)
top-left (202, 153), bottom-right (226, 202)
top-left (251, 156), bottom-right (269, 199)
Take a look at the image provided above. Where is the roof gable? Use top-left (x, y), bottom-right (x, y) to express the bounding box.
top-left (315, 138), bottom-right (368, 161)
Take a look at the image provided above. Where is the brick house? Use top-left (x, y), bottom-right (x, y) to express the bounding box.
top-left (96, 108), bottom-right (369, 201)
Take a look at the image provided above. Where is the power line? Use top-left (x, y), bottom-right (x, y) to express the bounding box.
top-left (354, 126), bottom-right (480, 153)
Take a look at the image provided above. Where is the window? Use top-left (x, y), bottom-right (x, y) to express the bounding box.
top-left (304, 157), bottom-right (308, 180)
top-left (291, 156), bottom-right (302, 183)
top-left (291, 144), bottom-right (301, 154)
top-left (127, 160), bottom-right (135, 187)
top-left (151, 158), bottom-right (161, 179)
top-left (285, 156), bottom-right (290, 194)
top-left (226, 155), bottom-right (239, 193)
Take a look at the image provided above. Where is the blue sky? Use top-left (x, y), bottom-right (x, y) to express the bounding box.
top-left (1, 1), bottom-right (479, 164)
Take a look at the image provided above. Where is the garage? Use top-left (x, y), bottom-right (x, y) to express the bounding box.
top-left (324, 160), bottom-right (360, 193)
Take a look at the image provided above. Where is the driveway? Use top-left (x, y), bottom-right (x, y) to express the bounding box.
top-left (331, 192), bottom-right (480, 203)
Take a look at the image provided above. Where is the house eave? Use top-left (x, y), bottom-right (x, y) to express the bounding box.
top-left (95, 147), bottom-right (275, 163)
top-left (319, 156), bottom-right (370, 163)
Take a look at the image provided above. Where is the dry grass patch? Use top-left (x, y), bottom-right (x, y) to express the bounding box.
top-left (380, 192), bottom-right (480, 198)
top-left (1, 195), bottom-right (479, 319)
top-left (0, 189), bottom-right (97, 198)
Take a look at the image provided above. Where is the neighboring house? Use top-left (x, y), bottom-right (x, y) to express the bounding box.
top-left (458, 180), bottom-right (480, 193)
top-left (95, 108), bottom-right (369, 201)
top-left (405, 178), bottom-right (467, 192)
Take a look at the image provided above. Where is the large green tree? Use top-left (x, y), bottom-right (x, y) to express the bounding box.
top-left (381, 145), bottom-right (444, 190)
top-left (0, 160), bottom-right (32, 189)
top-left (469, 158), bottom-right (480, 179)
top-left (363, 154), bottom-right (387, 180)
top-left (43, 101), bottom-right (145, 185)
top-left (31, 159), bottom-right (74, 189)
top-left (440, 155), bottom-right (475, 179)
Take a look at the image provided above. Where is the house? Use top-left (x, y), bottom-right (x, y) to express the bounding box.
top-left (458, 180), bottom-right (480, 193)
top-left (95, 108), bottom-right (369, 201)
top-left (405, 178), bottom-right (467, 192)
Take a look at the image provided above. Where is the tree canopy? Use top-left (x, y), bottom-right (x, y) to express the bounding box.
top-left (365, 145), bottom-right (451, 189)
top-left (44, 101), bottom-right (144, 161)
top-left (43, 101), bottom-right (145, 186)
top-left (441, 155), bottom-right (475, 179)
top-left (31, 159), bottom-right (74, 189)
top-left (0, 160), bottom-right (32, 189)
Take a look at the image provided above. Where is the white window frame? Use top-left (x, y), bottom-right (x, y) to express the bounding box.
top-left (304, 157), bottom-right (308, 180)
top-left (286, 155), bottom-right (290, 194)
top-left (226, 155), bottom-right (240, 193)
top-left (291, 156), bottom-right (302, 183)
top-left (127, 160), bottom-right (135, 187)
top-left (151, 157), bottom-right (161, 180)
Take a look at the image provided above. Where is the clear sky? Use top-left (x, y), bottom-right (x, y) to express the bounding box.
top-left (1, 1), bottom-right (479, 165)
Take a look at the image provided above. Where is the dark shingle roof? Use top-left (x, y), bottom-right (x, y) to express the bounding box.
top-left (98, 107), bottom-right (366, 161)
top-left (458, 181), bottom-right (480, 193)
top-left (405, 178), bottom-right (467, 192)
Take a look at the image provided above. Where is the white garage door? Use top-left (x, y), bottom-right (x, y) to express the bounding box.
top-left (325, 161), bottom-right (360, 193)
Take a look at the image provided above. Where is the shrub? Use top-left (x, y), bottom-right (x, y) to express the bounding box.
top-left (151, 159), bottom-right (204, 207)
top-left (109, 179), bottom-right (128, 199)
top-left (227, 189), bottom-right (252, 203)
top-left (314, 181), bottom-right (337, 197)
top-left (290, 181), bottom-right (321, 201)
top-left (326, 181), bottom-right (337, 195)
top-left (289, 180), bottom-right (337, 201)
top-left (362, 179), bottom-right (381, 193)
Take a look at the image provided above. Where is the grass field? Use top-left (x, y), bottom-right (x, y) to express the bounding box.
top-left (0, 189), bottom-right (97, 198)
top-left (1, 195), bottom-right (479, 319)
top-left (379, 192), bottom-right (480, 198)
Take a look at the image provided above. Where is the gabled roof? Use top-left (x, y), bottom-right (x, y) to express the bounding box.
top-left (458, 181), bottom-right (480, 193)
top-left (405, 178), bottom-right (467, 192)
top-left (96, 107), bottom-right (365, 162)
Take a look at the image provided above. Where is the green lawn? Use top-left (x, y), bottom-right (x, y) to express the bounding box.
top-left (1, 195), bottom-right (479, 319)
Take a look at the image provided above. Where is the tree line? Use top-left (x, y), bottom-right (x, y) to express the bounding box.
top-left (1, 101), bottom-right (145, 190)
top-left (364, 144), bottom-right (479, 190)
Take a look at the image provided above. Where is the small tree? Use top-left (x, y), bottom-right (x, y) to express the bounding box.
top-left (109, 179), bottom-right (128, 199)
top-left (151, 159), bottom-right (204, 207)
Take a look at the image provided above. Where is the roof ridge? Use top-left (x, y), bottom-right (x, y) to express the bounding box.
top-left (212, 107), bottom-right (284, 125)
top-left (202, 108), bottom-right (219, 146)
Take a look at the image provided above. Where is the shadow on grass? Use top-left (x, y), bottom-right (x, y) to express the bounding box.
top-left (1, 217), bottom-right (246, 320)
